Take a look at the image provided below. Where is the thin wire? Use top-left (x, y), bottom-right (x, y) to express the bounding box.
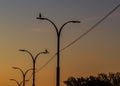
top-left (37, 3), bottom-right (120, 72)
top-left (27, 53), bottom-right (57, 80)
top-left (36, 53), bottom-right (57, 72)
top-left (60, 3), bottom-right (120, 52)
top-left (27, 3), bottom-right (120, 80)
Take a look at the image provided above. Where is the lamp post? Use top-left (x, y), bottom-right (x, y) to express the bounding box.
top-left (10, 79), bottom-right (21, 86)
top-left (19, 49), bottom-right (49, 86)
top-left (12, 67), bottom-right (32, 86)
top-left (10, 79), bottom-right (29, 86)
top-left (36, 13), bottom-right (80, 86)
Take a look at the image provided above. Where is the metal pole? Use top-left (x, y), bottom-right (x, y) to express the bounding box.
top-left (57, 33), bottom-right (60, 86)
top-left (10, 79), bottom-right (21, 86)
top-left (12, 67), bottom-right (25, 86)
top-left (36, 14), bottom-right (80, 86)
top-left (12, 67), bottom-right (32, 86)
top-left (19, 49), bottom-right (49, 86)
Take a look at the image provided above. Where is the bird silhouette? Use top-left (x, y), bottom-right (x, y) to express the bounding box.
top-left (39, 13), bottom-right (42, 18)
top-left (45, 49), bottom-right (49, 54)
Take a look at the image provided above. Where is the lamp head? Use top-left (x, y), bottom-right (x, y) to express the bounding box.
top-left (36, 13), bottom-right (45, 20)
top-left (25, 80), bottom-right (29, 82)
top-left (10, 79), bottom-right (14, 80)
top-left (71, 21), bottom-right (81, 23)
top-left (45, 49), bottom-right (49, 54)
top-left (36, 17), bottom-right (45, 20)
top-left (42, 49), bottom-right (49, 54)
top-left (19, 49), bottom-right (26, 52)
top-left (12, 67), bottom-right (18, 69)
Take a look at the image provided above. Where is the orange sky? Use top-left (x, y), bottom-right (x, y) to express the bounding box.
top-left (0, 0), bottom-right (120, 86)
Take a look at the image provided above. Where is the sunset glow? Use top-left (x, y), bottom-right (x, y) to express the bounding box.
top-left (0, 0), bottom-right (120, 86)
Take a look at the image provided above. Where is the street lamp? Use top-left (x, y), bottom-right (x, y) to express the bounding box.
top-left (10, 79), bottom-right (21, 86)
top-left (12, 67), bottom-right (32, 86)
top-left (10, 79), bottom-right (29, 86)
top-left (36, 13), bottom-right (80, 86)
top-left (19, 49), bottom-right (49, 86)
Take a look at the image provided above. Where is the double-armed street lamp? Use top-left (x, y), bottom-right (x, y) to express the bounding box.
top-left (36, 13), bottom-right (80, 86)
top-left (19, 49), bottom-right (49, 86)
top-left (12, 67), bottom-right (32, 86)
top-left (10, 79), bottom-right (22, 86)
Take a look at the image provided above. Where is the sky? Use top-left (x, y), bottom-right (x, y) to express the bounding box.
top-left (0, 0), bottom-right (120, 86)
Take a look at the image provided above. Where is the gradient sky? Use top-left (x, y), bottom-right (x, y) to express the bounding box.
top-left (0, 0), bottom-right (120, 86)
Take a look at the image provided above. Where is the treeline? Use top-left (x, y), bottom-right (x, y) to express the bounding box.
top-left (64, 72), bottom-right (120, 86)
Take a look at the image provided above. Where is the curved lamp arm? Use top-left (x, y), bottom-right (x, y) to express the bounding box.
top-left (34, 49), bottom-right (49, 61)
top-left (12, 67), bottom-right (24, 76)
top-left (10, 79), bottom-right (20, 86)
top-left (36, 16), bottom-right (59, 35)
top-left (19, 49), bottom-right (34, 61)
top-left (24, 68), bottom-right (33, 75)
top-left (36, 14), bottom-right (80, 36)
top-left (59, 21), bottom-right (81, 36)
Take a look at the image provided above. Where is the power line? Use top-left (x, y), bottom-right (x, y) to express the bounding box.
top-left (28, 3), bottom-right (120, 80)
top-left (27, 53), bottom-right (57, 80)
top-left (60, 3), bottom-right (120, 52)
top-left (36, 53), bottom-right (57, 72)
top-left (37, 3), bottom-right (120, 73)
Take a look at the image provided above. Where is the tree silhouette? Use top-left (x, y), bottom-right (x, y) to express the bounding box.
top-left (64, 72), bottom-right (120, 86)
